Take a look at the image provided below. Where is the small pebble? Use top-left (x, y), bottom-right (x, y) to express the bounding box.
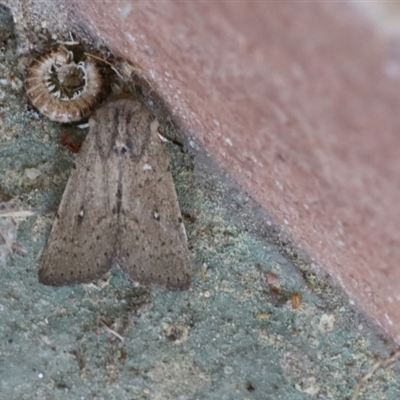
top-left (25, 168), bottom-right (41, 180)
top-left (0, 4), bottom-right (15, 42)
top-left (224, 366), bottom-right (234, 375)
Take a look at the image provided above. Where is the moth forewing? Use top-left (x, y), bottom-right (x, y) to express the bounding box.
top-left (39, 96), bottom-right (191, 290)
top-left (38, 125), bottom-right (120, 285)
top-left (117, 109), bottom-right (191, 289)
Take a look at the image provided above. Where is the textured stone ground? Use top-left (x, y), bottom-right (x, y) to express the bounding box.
top-left (0, 2), bottom-right (400, 400)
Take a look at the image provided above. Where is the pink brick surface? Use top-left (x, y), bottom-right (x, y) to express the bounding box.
top-left (70, 1), bottom-right (400, 339)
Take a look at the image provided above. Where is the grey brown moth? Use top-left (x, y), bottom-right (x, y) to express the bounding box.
top-left (39, 95), bottom-right (191, 290)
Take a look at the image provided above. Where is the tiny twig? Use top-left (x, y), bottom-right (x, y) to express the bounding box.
top-left (0, 227), bottom-right (26, 254)
top-left (57, 40), bottom-right (80, 46)
top-left (84, 52), bottom-right (113, 67)
top-left (56, 32), bottom-right (80, 45)
top-left (100, 319), bottom-right (124, 342)
top-left (84, 52), bottom-right (125, 81)
top-left (352, 349), bottom-right (400, 400)
top-left (0, 210), bottom-right (34, 218)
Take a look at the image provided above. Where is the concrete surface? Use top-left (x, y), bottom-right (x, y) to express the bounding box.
top-left (0, 1), bottom-right (400, 400)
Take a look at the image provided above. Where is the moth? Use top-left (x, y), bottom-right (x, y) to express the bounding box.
top-left (39, 95), bottom-right (191, 290)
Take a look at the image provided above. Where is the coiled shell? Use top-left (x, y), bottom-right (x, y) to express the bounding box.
top-left (25, 48), bottom-right (107, 122)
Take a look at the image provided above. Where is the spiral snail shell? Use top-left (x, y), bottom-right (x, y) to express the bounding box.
top-left (25, 47), bottom-right (107, 122)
